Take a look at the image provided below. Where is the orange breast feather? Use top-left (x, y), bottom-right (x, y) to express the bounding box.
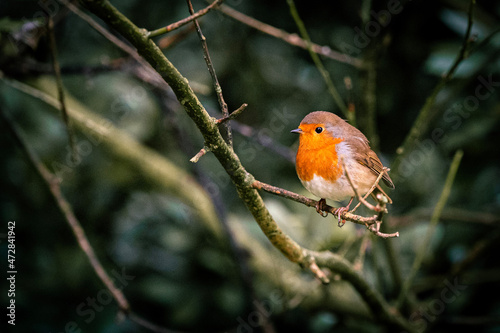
top-left (296, 133), bottom-right (344, 183)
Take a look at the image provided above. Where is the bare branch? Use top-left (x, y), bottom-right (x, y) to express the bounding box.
top-left (148, 0), bottom-right (223, 38)
top-left (217, 4), bottom-right (362, 68)
top-left (216, 103), bottom-right (248, 124)
top-left (252, 180), bottom-right (380, 227)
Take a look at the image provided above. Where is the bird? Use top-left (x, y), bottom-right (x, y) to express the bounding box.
top-left (291, 111), bottom-right (394, 225)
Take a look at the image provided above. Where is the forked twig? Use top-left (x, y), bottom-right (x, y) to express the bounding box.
top-left (216, 103), bottom-right (248, 124)
top-left (191, 103), bottom-right (247, 163)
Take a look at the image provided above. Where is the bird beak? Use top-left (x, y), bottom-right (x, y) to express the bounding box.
top-left (291, 128), bottom-right (303, 134)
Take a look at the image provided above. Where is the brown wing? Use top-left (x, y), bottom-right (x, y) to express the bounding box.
top-left (349, 137), bottom-right (395, 189)
top-left (362, 150), bottom-right (395, 188)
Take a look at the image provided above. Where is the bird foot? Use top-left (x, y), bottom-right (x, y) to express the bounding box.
top-left (334, 206), bottom-right (348, 227)
top-left (315, 199), bottom-right (328, 218)
top-left (334, 197), bottom-right (354, 227)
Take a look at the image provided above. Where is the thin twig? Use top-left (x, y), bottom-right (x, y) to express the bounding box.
top-left (341, 158), bottom-right (379, 212)
top-left (1, 111), bottom-right (130, 314)
top-left (190, 146), bottom-right (209, 163)
top-left (252, 179), bottom-right (399, 232)
top-left (187, 0), bottom-right (232, 147)
top-left (303, 254), bottom-right (330, 284)
top-left (350, 169), bottom-right (387, 213)
top-left (157, 24), bottom-right (196, 49)
top-left (217, 4), bottom-right (362, 68)
top-left (286, 0), bottom-right (352, 124)
top-left (396, 150), bottom-right (464, 308)
top-left (148, 0), bottom-right (223, 38)
top-left (47, 16), bottom-right (77, 163)
top-left (216, 103), bottom-right (248, 124)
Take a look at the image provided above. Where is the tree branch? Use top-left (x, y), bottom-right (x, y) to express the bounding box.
top-left (217, 4), bottom-right (362, 68)
top-left (252, 180), bottom-right (381, 227)
top-left (148, 0), bottom-right (223, 38)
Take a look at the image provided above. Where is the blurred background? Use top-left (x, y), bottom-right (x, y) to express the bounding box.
top-left (1, 0), bottom-right (500, 332)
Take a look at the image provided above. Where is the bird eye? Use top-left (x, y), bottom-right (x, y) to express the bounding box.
top-left (315, 127), bottom-right (323, 134)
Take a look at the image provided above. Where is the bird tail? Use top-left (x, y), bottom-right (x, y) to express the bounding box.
top-left (371, 185), bottom-right (393, 204)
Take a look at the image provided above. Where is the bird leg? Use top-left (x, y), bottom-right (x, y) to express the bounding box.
top-left (334, 197), bottom-right (354, 227)
top-left (315, 198), bottom-right (329, 217)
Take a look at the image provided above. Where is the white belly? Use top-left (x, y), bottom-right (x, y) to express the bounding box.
top-left (301, 159), bottom-right (378, 202)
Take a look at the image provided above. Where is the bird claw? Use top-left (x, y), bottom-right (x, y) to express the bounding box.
top-left (315, 199), bottom-right (328, 217)
top-left (334, 206), bottom-right (348, 227)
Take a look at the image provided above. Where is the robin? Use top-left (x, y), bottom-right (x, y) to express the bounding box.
top-left (291, 111), bottom-right (394, 225)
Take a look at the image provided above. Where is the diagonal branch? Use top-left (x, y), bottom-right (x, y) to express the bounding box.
top-left (217, 4), bottom-right (362, 68)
